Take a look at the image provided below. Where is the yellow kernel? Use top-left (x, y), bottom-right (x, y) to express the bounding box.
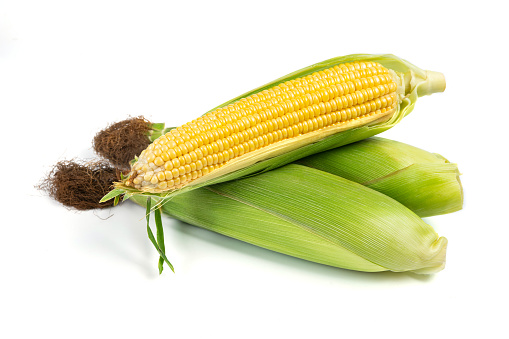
top-left (220, 150), bottom-right (229, 162)
top-left (237, 144), bottom-right (245, 156)
top-left (204, 144), bottom-right (213, 156)
top-left (157, 172), bottom-right (166, 182)
top-left (167, 148), bottom-right (177, 160)
top-left (231, 133), bottom-right (240, 145)
top-left (164, 170), bottom-right (173, 180)
top-left (147, 154), bottom-right (156, 163)
top-left (154, 157), bottom-right (164, 167)
top-left (287, 126), bottom-right (294, 138)
top-left (166, 139), bottom-right (177, 148)
top-left (206, 155), bottom-right (214, 165)
top-left (178, 166), bottom-right (186, 176)
top-left (177, 144), bottom-right (188, 155)
top-left (158, 181), bottom-right (168, 190)
top-left (185, 140), bottom-right (195, 152)
top-left (211, 129), bottom-right (220, 141)
top-left (260, 135), bottom-right (268, 147)
top-left (216, 152), bottom-right (224, 164)
top-left (195, 160), bottom-right (204, 171)
top-left (150, 176), bottom-right (159, 185)
top-left (211, 142), bottom-right (219, 154)
top-left (194, 135), bottom-right (204, 147)
top-left (198, 145), bottom-right (208, 157)
top-left (144, 172), bottom-right (154, 181)
top-left (230, 145), bottom-right (238, 157)
top-left (247, 140), bottom-right (255, 152)
top-left (189, 151), bottom-right (198, 162)
top-left (174, 146), bottom-right (182, 157)
top-left (161, 152), bottom-right (170, 162)
top-left (317, 116), bottom-right (325, 129)
top-left (164, 161), bottom-right (173, 171)
top-left (171, 158), bottom-right (180, 168)
top-left (266, 133), bottom-right (274, 144)
top-left (318, 102), bottom-right (326, 115)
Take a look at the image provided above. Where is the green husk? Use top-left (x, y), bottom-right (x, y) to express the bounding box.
top-left (297, 137), bottom-right (463, 217)
top-left (132, 164), bottom-right (447, 274)
top-left (103, 54), bottom-right (445, 205)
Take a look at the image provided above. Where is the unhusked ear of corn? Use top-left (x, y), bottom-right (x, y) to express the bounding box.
top-left (297, 137), bottom-right (463, 217)
top-left (102, 54), bottom-right (446, 204)
top-left (131, 164), bottom-right (447, 274)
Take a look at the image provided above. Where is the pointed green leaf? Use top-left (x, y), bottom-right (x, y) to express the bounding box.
top-left (100, 188), bottom-right (124, 203)
top-left (145, 198), bottom-right (175, 274)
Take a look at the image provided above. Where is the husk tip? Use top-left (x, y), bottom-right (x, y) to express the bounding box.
top-left (410, 236), bottom-right (448, 274)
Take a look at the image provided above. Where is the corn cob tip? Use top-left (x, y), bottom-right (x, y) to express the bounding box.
top-left (417, 70), bottom-right (446, 97)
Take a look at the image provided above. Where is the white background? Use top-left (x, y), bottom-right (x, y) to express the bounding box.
top-left (1, 1), bottom-right (508, 338)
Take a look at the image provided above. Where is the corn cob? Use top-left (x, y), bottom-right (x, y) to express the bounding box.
top-left (103, 54), bottom-right (445, 203)
top-left (132, 164), bottom-right (447, 274)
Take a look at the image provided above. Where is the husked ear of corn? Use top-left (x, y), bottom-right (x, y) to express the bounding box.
top-left (132, 164), bottom-right (447, 274)
top-left (297, 137), bottom-right (463, 217)
top-left (102, 54), bottom-right (445, 204)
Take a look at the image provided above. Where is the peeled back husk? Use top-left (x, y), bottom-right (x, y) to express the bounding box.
top-left (297, 137), bottom-right (463, 217)
top-left (132, 164), bottom-right (447, 274)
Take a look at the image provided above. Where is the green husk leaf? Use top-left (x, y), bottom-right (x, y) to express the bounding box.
top-left (145, 198), bottom-right (175, 273)
top-left (105, 54), bottom-right (444, 203)
top-left (298, 137), bottom-right (463, 217)
top-left (100, 188), bottom-right (124, 203)
top-left (154, 206), bottom-right (169, 274)
top-left (133, 164), bottom-right (447, 274)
